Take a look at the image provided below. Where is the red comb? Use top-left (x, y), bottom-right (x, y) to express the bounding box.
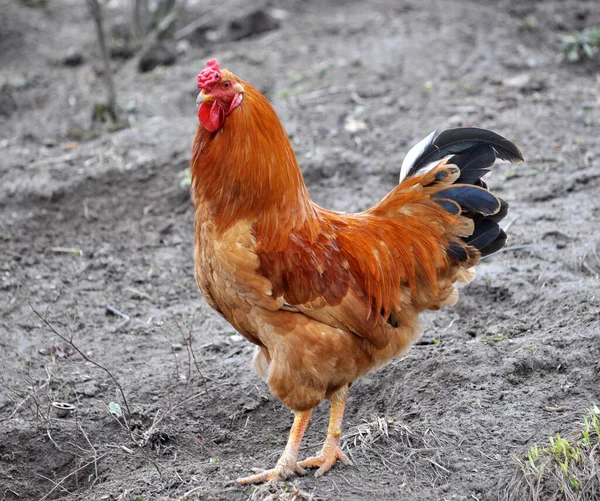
top-left (197, 58), bottom-right (221, 91)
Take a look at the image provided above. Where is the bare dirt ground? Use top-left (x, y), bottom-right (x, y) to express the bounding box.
top-left (1, 0), bottom-right (599, 499)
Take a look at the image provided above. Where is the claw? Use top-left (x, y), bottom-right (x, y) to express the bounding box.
top-left (298, 445), bottom-right (352, 477)
top-left (315, 458), bottom-right (336, 478)
top-left (237, 466), bottom-right (284, 485)
top-left (236, 462), bottom-right (307, 484)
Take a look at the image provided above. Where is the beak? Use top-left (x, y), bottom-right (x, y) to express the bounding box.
top-left (196, 91), bottom-right (213, 106)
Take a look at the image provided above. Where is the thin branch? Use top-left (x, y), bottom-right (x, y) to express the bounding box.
top-left (38, 453), bottom-right (110, 501)
top-left (78, 421), bottom-right (99, 482)
top-left (30, 304), bottom-right (132, 419)
top-left (172, 314), bottom-right (210, 394)
top-left (0, 380), bottom-right (49, 422)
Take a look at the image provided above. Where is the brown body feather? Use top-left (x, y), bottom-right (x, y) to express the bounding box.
top-left (192, 75), bottom-right (484, 412)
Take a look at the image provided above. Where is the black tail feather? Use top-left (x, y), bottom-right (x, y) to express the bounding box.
top-left (404, 127), bottom-right (523, 262)
top-left (436, 199), bottom-right (461, 215)
top-left (447, 241), bottom-right (469, 262)
top-left (476, 179), bottom-right (488, 190)
top-left (489, 199), bottom-right (509, 223)
top-left (466, 219), bottom-right (502, 251)
top-left (479, 230), bottom-right (507, 257)
top-left (405, 127), bottom-right (524, 178)
top-left (452, 144), bottom-right (496, 184)
top-left (433, 186), bottom-right (501, 216)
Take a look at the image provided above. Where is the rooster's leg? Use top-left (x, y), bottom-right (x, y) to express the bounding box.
top-left (236, 409), bottom-right (312, 484)
top-left (298, 385), bottom-right (352, 477)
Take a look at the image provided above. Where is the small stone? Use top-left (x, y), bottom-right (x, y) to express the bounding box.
top-left (176, 40), bottom-right (191, 55)
top-left (63, 48), bottom-right (85, 67)
top-left (503, 74), bottom-right (530, 89)
top-left (526, 57), bottom-right (537, 68)
top-left (81, 381), bottom-right (99, 397)
top-left (448, 114), bottom-right (463, 126)
top-left (451, 105), bottom-right (478, 114)
top-left (344, 115), bottom-right (367, 133)
top-left (125, 99), bottom-right (137, 112)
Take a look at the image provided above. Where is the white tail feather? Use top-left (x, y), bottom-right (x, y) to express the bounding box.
top-left (399, 129), bottom-right (437, 183)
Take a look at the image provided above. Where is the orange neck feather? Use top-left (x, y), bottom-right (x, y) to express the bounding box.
top-left (190, 81), bottom-right (314, 243)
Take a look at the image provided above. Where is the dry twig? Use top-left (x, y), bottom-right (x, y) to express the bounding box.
top-left (38, 452), bottom-right (110, 501)
top-left (30, 305), bottom-right (133, 420)
top-left (172, 314), bottom-right (210, 394)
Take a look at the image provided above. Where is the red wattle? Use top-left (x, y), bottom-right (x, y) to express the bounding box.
top-left (198, 101), bottom-right (223, 132)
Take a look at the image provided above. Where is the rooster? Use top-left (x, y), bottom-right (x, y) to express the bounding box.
top-left (190, 59), bottom-right (523, 484)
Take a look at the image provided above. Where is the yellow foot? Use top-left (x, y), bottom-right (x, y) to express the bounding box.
top-left (298, 445), bottom-right (352, 478)
top-left (236, 462), bottom-right (307, 484)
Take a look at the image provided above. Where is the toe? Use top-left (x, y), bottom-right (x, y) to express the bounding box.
top-left (338, 450), bottom-right (352, 466)
top-left (314, 457), bottom-right (336, 478)
top-left (237, 467), bottom-right (281, 484)
top-left (294, 464), bottom-right (308, 476)
top-left (236, 462), bottom-right (304, 485)
top-left (236, 471), bottom-right (270, 484)
top-left (298, 446), bottom-right (353, 478)
top-left (297, 456), bottom-right (321, 469)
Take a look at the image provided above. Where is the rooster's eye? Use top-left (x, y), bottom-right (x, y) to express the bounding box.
top-left (222, 81), bottom-right (230, 89)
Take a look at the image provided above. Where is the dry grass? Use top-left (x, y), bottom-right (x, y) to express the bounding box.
top-left (341, 415), bottom-right (459, 485)
top-left (502, 406), bottom-right (600, 501)
top-left (248, 482), bottom-right (318, 501)
top-left (238, 415), bottom-right (459, 500)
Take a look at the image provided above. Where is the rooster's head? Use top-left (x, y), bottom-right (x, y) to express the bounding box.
top-left (196, 59), bottom-right (245, 132)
